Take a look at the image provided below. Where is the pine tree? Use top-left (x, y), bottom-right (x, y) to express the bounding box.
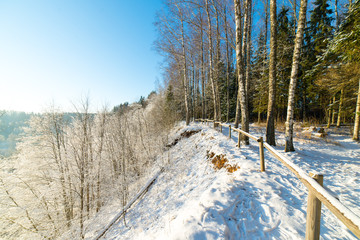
top-left (328, 0), bottom-right (360, 139)
top-left (276, 7), bottom-right (295, 120)
top-left (252, 31), bottom-right (268, 123)
top-left (301, 0), bottom-right (334, 120)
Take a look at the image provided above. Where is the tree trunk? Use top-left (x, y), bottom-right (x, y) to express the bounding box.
top-left (327, 100), bottom-right (331, 128)
top-left (284, 0), bottom-right (308, 152)
top-left (205, 0), bottom-right (220, 121)
top-left (215, 3), bottom-right (222, 120)
top-left (335, 0), bottom-right (339, 28)
top-left (337, 88), bottom-right (344, 127)
top-left (245, 0), bottom-right (252, 137)
top-left (266, 0), bottom-right (277, 146)
top-left (234, 1), bottom-right (243, 128)
top-left (179, 5), bottom-right (190, 125)
top-left (200, 12), bottom-right (206, 120)
top-left (234, 0), bottom-right (250, 142)
top-left (353, 79), bottom-right (360, 140)
top-left (331, 96), bottom-right (336, 125)
top-left (224, 6), bottom-right (231, 123)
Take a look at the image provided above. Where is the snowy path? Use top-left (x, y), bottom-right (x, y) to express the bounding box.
top-left (85, 123), bottom-right (359, 240)
top-left (220, 123), bottom-right (360, 239)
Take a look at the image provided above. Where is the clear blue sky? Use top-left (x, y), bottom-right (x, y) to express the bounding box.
top-left (0, 0), bottom-right (163, 113)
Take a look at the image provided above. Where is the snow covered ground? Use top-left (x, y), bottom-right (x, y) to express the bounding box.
top-left (84, 122), bottom-right (360, 240)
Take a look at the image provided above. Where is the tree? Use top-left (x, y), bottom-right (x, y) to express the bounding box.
top-left (328, 0), bottom-right (360, 139)
top-left (252, 31), bottom-right (268, 123)
top-left (266, 0), bottom-right (277, 145)
top-left (301, 0), bottom-right (334, 120)
top-left (234, 0), bottom-right (250, 144)
top-left (285, 0), bottom-right (308, 152)
top-left (276, 7), bottom-right (295, 121)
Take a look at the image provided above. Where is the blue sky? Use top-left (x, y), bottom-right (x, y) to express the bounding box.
top-left (0, 0), bottom-right (163, 113)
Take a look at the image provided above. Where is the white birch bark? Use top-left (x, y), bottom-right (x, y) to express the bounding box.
top-left (284, 0), bottom-right (308, 152)
top-left (205, 0), bottom-right (220, 121)
top-left (176, 3), bottom-right (190, 125)
top-left (234, 0), bottom-right (250, 141)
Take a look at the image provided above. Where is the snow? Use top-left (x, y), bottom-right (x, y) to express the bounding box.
top-left (82, 122), bottom-right (360, 240)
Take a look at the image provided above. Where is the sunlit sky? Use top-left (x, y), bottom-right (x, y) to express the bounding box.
top-left (0, 0), bottom-right (163, 113)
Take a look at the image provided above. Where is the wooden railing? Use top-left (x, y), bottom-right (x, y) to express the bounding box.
top-left (195, 118), bottom-right (360, 240)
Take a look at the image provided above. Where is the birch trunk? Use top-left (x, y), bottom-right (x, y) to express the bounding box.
top-left (205, 0), bottom-right (220, 121)
top-left (178, 5), bottom-right (190, 125)
top-left (215, 3), bottom-right (221, 120)
top-left (234, 0), bottom-right (250, 141)
top-left (224, 6), bottom-right (231, 122)
top-left (245, 0), bottom-right (252, 137)
top-left (234, 0), bottom-right (243, 128)
top-left (266, 0), bottom-right (277, 146)
top-left (284, 0), bottom-right (308, 152)
top-left (353, 79), bottom-right (360, 140)
top-left (200, 12), bottom-right (206, 119)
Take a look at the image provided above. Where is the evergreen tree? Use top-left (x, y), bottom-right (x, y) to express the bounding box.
top-left (301, 0), bottom-right (334, 120)
top-left (252, 31), bottom-right (268, 123)
top-left (276, 7), bottom-right (295, 121)
top-left (327, 0), bottom-right (360, 139)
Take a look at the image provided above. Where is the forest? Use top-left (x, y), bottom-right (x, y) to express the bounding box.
top-left (154, 0), bottom-right (360, 151)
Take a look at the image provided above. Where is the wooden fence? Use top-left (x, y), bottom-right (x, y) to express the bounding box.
top-left (196, 118), bottom-right (360, 240)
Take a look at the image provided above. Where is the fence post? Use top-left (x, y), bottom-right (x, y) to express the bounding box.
top-left (213, 121), bottom-right (216, 129)
top-left (238, 131), bottom-right (241, 148)
top-left (258, 137), bottom-right (265, 172)
top-left (220, 124), bottom-right (222, 133)
top-left (229, 125), bottom-right (231, 139)
top-left (305, 173), bottom-right (323, 240)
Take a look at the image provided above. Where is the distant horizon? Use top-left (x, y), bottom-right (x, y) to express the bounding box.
top-left (0, 92), bottom-right (151, 114)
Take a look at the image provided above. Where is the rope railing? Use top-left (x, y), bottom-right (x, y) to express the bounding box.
top-left (195, 118), bottom-right (360, 240)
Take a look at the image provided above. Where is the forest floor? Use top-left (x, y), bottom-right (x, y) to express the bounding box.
top-left (83, 121), bottom-right (360, 240)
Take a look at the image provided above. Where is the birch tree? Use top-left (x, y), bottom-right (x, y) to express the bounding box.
top-left (205, 0), bottom-right (221, 121)
top-left (285, 0), bottom-right (308, 151)
top-left (234, 0), bottom-right (250, 144)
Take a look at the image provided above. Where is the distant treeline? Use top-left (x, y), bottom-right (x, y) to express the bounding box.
top-left (0, 111), bottom-right (81, 157)
top-left (0, 111), bottom-right (34, 157)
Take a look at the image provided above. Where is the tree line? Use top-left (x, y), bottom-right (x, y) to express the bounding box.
top-left (155, 0), bottom-right (360, 150)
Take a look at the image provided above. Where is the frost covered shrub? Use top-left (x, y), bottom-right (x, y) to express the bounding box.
top-left (0, 93), bottom-right (175, 239)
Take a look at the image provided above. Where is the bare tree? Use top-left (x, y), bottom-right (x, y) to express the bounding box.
top-left (205, 0), bottom-right (221, 121)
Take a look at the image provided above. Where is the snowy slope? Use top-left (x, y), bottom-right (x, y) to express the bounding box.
top-left (85, 122), bottom-right (359, 240)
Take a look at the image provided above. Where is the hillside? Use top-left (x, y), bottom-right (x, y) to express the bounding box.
top-left (83, 122), bottom-right (359, 240)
